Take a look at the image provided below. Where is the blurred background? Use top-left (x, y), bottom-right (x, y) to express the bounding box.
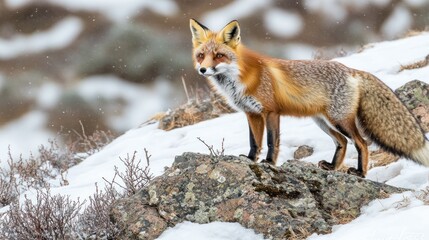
top-left (0, 0), bottom-right (428, 159)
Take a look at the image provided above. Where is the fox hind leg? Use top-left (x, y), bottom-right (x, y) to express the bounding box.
top-left (263, 112), bottom-right (280, 165)
top-left (313, 117), bottom-right (348, 171)
top-left (333, 117), bottom-right (369, 177)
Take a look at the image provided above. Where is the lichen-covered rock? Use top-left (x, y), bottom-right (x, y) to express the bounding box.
top-left (294, 145), bottom-right (314, 159)
top-left (395, 79), bottom-right (429, 133)
top-left (111, 153), bottom-right (406, 240)
top-left (395, 79), bottom-right (429, 110)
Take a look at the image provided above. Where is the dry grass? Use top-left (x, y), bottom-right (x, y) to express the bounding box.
top-left (399, 54), bottom-right (429, 72)
top-left (331, 208), bottom-right (359, 225)
top-left (68, 121), bottom-right (115, 160)
top-left (414, 186), bottom-right (429, 205)
top-left (157, 90), bottom-right (235, 131)
top-left (369, 149), bottom-right (400, 168)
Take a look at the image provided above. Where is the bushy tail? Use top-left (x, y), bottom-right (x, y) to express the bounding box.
top-left (357, 72), bottom-right (429, 166)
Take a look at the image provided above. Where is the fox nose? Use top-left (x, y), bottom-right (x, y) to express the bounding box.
top-left (199, 67), bottom-right (207, 74)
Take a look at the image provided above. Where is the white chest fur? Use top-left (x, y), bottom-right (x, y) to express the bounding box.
top-left (208, 74), bottom-right (262, 113)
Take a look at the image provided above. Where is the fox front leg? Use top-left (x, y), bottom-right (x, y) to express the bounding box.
top-left (245, 113), bottom-right (264, 161)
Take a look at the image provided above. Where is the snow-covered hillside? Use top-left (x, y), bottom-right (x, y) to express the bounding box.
top-left (6, 33), bottom-right (429, 239)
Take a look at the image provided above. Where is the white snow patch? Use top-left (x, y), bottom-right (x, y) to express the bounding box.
top-left (335, 32), bottom-right (429, 89)
top-left (283, 43), bottom-right (315, 60)
top-left (157, 221), bottom-right (266, 240)
top-left (74, 75), bottom-right (174, 131)
top-left (381, 4), bottom-right (413, 39)
top-left (36, 82), bottom-right (63, 109)
top-left (0, 17), bottom-right (83, 60)
top-left (0, 111), bottom-right (53, 167)
top-left (202, 0), bottom-right (272, 29)
top-left (264, 9), bottom-right (303, 38)
top-left (5, 0), bottom-right (178, 22)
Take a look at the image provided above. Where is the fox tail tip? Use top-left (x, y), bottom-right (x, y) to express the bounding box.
top-left (411, 140), bottom-right (429, 167)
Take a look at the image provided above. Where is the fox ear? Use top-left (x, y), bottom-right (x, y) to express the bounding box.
top-left (218, 20), bottom-right (241, 48)
top-left (190, 19), bottom-right (209, 46)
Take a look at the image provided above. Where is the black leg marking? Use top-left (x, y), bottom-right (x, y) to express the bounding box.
top-left (335, 124), bottom-right (351, 139)
top-left (265, 128), bottom-right (275, 163)
top-left (247, 125), bottom-right (258, 161)
top-left (318, 160), bottom-right (335, 170)
top-left (347, 143), bottom-right (365, 177)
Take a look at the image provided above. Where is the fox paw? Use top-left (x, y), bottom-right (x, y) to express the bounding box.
top-left (239, 154), bottom-right (257, 161)
top-left (260, 159), bottom-right (275, 165)
top-left (347, 167), bottom-right (365, 178)
top-left (318, 160), bottom-right (335, 171)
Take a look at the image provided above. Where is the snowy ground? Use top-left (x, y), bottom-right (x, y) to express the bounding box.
top-left (6, 32), bottom-right (425, 239)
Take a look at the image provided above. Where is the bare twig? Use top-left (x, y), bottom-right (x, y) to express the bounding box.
top-left (197, 137), bottom-right (225, 157)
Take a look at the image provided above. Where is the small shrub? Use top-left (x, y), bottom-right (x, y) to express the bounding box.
top-left (74, 183), bottom-right (122, 239)
top-left (76, 149), bottom-right (153, 239)
top-left (0, 189), bottom-right (84, 240)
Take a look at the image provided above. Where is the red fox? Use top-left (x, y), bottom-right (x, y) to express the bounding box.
top-left (189, 19), bottom-right (429, 177)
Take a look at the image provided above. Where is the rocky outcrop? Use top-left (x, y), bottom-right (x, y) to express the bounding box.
top-left (110, 153), bottom-right (406, 240)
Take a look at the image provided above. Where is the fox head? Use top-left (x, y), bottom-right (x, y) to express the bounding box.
top-left (190, 19), bottom-right (241, 77)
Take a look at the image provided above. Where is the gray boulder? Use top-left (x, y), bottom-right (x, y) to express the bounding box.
top-left (111, 153), bottom-right (406, 240)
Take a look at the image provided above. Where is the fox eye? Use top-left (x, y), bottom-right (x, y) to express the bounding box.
top-left (216, 53), bottom-right (224, 59)
top-left (197, 53), bottom-right (204, 59)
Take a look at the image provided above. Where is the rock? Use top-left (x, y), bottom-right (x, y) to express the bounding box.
top-left (111, 153), bottom-right (406, 240)
top-left (411, 104), bottom-right (429, 132)
top-left (395, 80), bottom-right (429, 132)
top-left (395, 79), bottom-right (429, 133)
top-left (395, 79), bottom-right (429, 110)
top-left (294, 145), bottom-right (314, 159)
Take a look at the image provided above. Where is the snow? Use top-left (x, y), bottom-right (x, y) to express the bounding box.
top-left (5, 0), bottom-right (178, 22)
top-left (381, 4), bottom-right (413, 39)
top-left (283, 43), bottom-right (316, 60)
top-left (0, 17), bottom-right (83, 60)
top-left (202, 0), bottom-right (272, 29)
top-left (74, 75), bottom-right (175, 132)
top-left (308, 191), bottom-right (429, 240)
top-left (0, 111), bottom-right (54, 167)
top-left (336, 32), bottom-right (429, 89)
top-left (36, 82), bottom-right (63, 110)
top-left (264, 9), bottom-right (303, 38)
top-left (2, 28), bottom-right (429, 239)
top-left (157, 221), bottom-right (265, 240)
